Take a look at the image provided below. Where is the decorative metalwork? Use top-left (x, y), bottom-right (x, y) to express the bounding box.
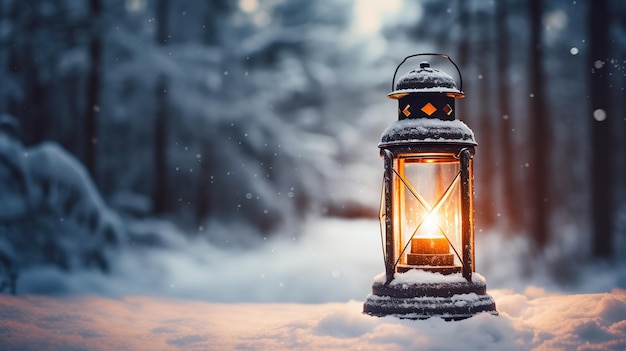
top-left (421, 102), bottom-right (437, 116)
top-left (402, 105), bottom-right (411, 117)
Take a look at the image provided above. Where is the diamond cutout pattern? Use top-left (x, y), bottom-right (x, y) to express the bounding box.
top-left (421, 102), bottom-right (437, 116)
top-left (443, 104), bottom-right (453, 115)
top-left (402, 105), bottom-right (411, 117)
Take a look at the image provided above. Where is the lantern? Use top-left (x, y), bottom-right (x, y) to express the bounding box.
top-left (363, 54), bottom-right (497, 320)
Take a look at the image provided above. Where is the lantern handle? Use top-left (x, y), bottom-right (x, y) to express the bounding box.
top-left (391, 53), bottom-right (463, 93)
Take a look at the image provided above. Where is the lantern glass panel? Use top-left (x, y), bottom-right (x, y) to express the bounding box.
top-left (394, 153), bottom-right (463, 267)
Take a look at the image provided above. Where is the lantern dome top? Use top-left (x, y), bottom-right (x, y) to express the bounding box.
top-left (388, 61), bottom-right (464, 99)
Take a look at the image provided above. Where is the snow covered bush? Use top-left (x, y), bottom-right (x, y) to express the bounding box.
top-left (0, 117), bottom-right (124, 292)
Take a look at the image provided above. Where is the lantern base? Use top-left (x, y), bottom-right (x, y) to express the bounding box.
top-left (397, 264), bottom-right (461, 275)
top-left (363, 271), bottom-right (497, 320)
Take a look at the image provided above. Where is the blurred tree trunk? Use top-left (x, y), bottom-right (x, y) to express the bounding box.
top-left (5, 27), bottom-right (20, 120)
top-left (475, 8), bottom-right (496, 229)
top-left (0, 0), bottom-right (5, 114)
top-left (528, 0), bottom-right (550, 248)
top-left (153, 0), bottom-right (170, 214)
top-left (496, 0), bottom-right (520, 232)
top-left (3, 2), bottom-right (46, 144)
top-left (588, 0), bottom-right (613, 258)
top-left (456, 0), bottom-right (469, 75)
top-left (84, 0), bottom-right (102, 179)
top-left (195, 1), bottom-right (230, 225)
top-left (195, 134), bottom-right (213, 225)
top-left (22, 49), bottom-right (46, 144)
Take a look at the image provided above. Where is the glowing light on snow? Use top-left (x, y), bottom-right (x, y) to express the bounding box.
top-left (2, 290), bottom-right (626, 350)
top-left (125, 0), bottom-right (146, 12)
top-left (352, 0), bottom-right (403, 35)
top-left (238, 0), bottom-right (258, 13)
top-left (543, 10), bottom-right (567, 42)
top-left (570, 47), bottom-right (579, 55)
top-left (238, 0), bottom-right (270, 27)
top-left (544, 10), bottom-right (567, 30)
top-left (593, 109), bottom-right (607, 121)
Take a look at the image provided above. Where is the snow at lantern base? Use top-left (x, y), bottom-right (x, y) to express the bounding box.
top-left (1, 288), bottom-right (625, 350)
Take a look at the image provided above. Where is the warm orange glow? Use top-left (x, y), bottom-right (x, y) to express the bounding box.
top-left (2, 292), bottom-right (624, 349)
top-left (394, 154), bottom-right (462, 267)
top-left (0, 295), bottom-right (368, 350)
top-left (419, 211), bottom-right (444, 238)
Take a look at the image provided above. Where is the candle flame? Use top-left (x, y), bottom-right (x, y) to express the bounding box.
top-left (421, 212), bottom-right (443, 238)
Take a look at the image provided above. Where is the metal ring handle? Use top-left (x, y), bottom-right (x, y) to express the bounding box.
top-left (391, 53), bottom-right (463, 93)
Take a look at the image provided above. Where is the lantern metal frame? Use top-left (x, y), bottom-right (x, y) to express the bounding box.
top-left (363, 54), bottom-right (497, 320)
top-left (380, 147), bottom-right (474, 282)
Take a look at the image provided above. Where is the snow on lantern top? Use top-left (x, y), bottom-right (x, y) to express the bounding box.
top-left (381, 59), bottom-right (475, 149)
top-left (387, 60), bottom-right (464, 124)
top-left (379, 118), bottom-right (476, 149)
top-left (388, 61), bottom-right (464, 100)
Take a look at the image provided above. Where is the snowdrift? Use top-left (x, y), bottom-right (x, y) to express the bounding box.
top-left (0, 288), bottom-right (625, 350)
top-left (0, 129), bottom-right (124, 291)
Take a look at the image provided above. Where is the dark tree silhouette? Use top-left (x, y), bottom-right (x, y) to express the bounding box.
top-left (84, 0), bottom-right (102, 179)
top-left (456, 0), bottom-right (470, 69)
top-left (528, 0), bottom-right (550, 247)
top-left (495, 0), bottom-right (521, 232)
top-left (153, 0), bottom-right (170, 214)
top-left (195, 1), bottom-right (232, 225)
top-left (588, 0), bottom-right (613, 258)
top-left (475, 6), bottom-right (496, 229)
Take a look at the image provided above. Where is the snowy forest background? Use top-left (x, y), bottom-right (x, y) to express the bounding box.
top-left (0, 0), bottom-right (625, 299)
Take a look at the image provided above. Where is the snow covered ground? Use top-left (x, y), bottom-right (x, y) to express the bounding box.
top-left (2, 217), bottom-right (626, 350)
top-left (1, 288), bottom-right (625, 350)
top-left (14, 217), bottom-right (626, 301)
top-left (15, 218), bottom-right (384, 302)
